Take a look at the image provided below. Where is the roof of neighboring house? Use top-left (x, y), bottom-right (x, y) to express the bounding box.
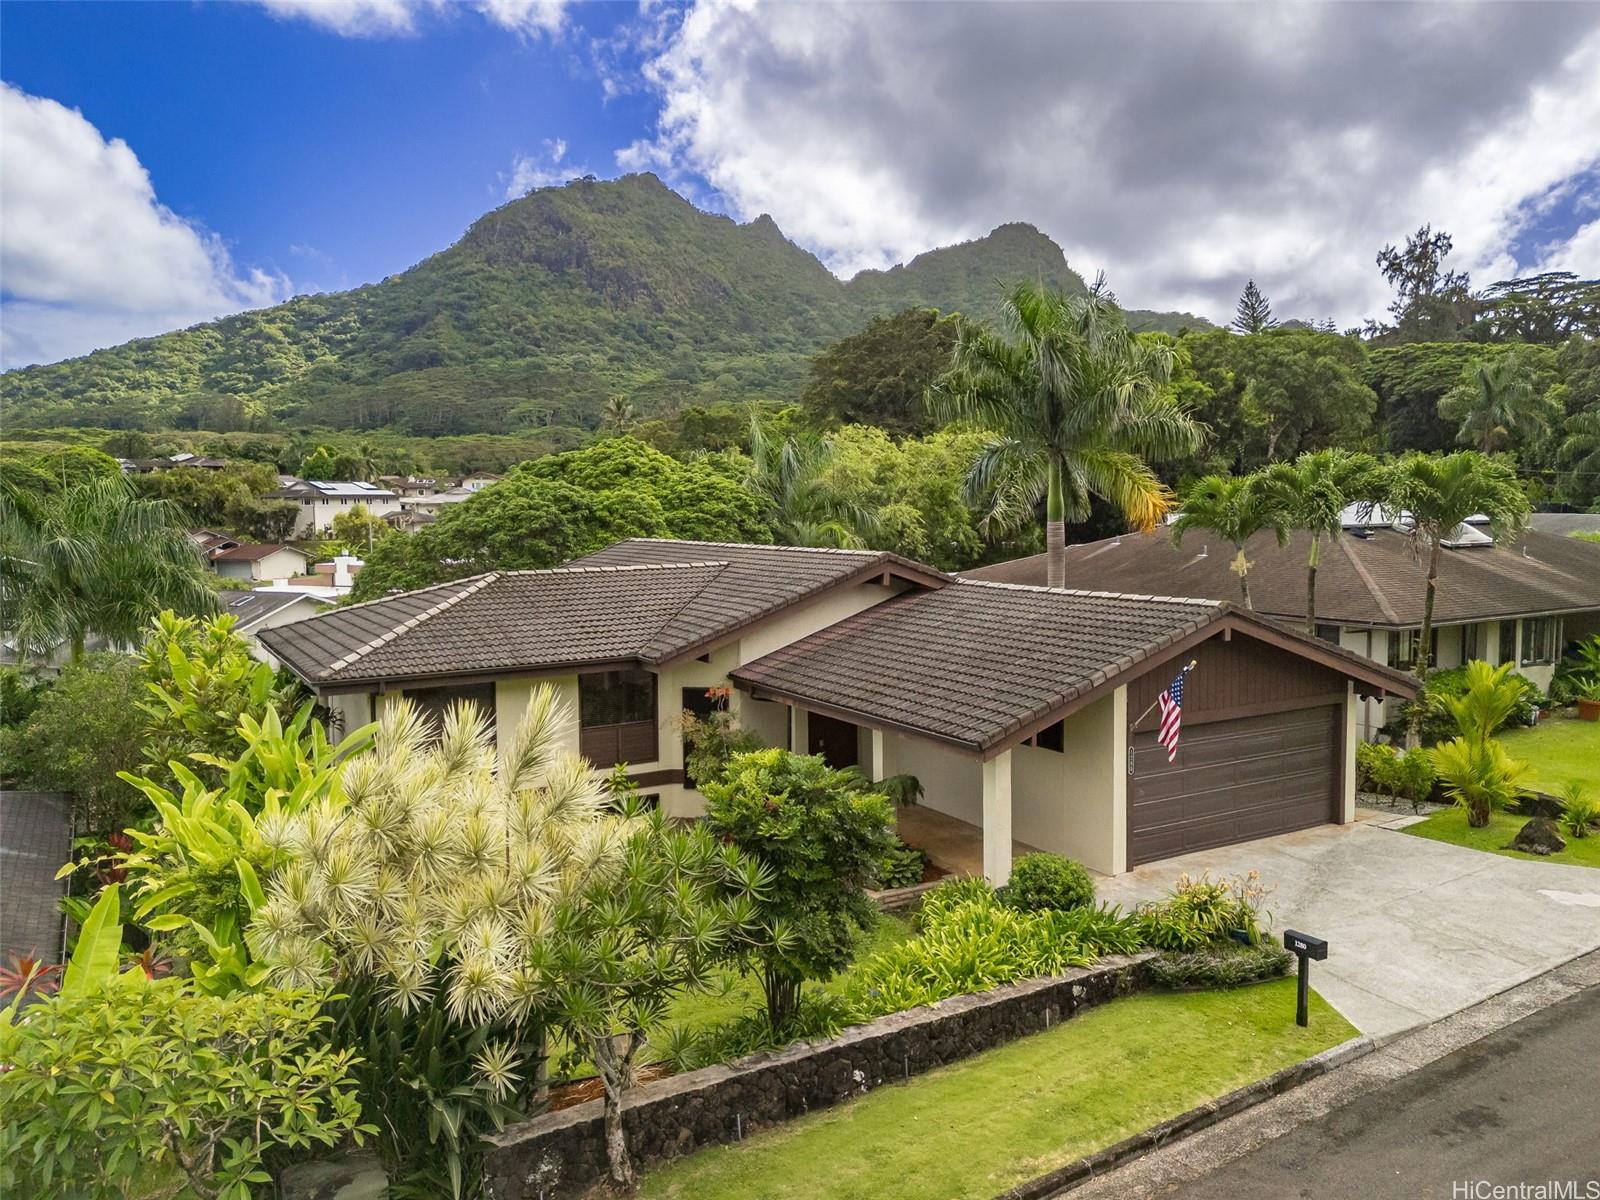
top-left (221, 590), bottom-right (323, 631)
top-left (211, 543), bottom-right (308, 564)
top-left (260, 540), bottom-right (950, 688)
top-left (963, 526), bottom-right (1600, 628)
top-left (1528, 513), bottom-right (1600, 536)
top-left (730, 579), bottom-right (1418, 754)
top-left (268, 480), bottom-right (398, 500)
top-left (189, 528), bottom-right (240, 552)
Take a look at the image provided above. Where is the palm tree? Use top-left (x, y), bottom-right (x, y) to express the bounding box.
top-left (745, 415), bottom-right (878, 547)
top-left (1439, 354), bottom-right (1547, 453)
top-left (1384, 451), bottom-right (1529, 711)
top-left (1169, 474), bottom-right (1289, 610)
top-left (930, 279), bottom-right (1202, 588)
top-left (602, 396), bottom-right (638, 434)
top-left (1253, 449), bottom-right (1381, 635)
top-left (0, 474), bottom-right (214, 661)
top-left (1558, 407), bottom-right (1600, 507)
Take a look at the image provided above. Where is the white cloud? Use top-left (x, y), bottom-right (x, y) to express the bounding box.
top-left (254, 0), bottom-right (567, 38)
top-left (0, 85), bottom-right (289, 368)
top-left (624, 1), bottom-right (1600, 326)
top-left (503, 137), bottom-right (593, 199)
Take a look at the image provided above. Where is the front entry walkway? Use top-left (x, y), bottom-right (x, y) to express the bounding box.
top-left (1094, 820), bottom-right (1600, 1040)
top-left (895, 806), bottom-right (1038, 880)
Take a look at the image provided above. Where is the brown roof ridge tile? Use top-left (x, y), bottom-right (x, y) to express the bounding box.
top-left (616, 537), bottom-right (884, 557)
top-left (955, 576), bottom-right (1222, 609)
top-left (316, 571), bottom-right (498, 619)
top-left (323, 572), bottom-right (504, 679)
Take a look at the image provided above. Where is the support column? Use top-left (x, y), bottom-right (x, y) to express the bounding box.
top-left (1341, 682), bottom-right (1359, 823)
top-left (870, 729), bottom-right (886, 782)
top-left (1109, 685), bottom-right (1128, 876)
top-left (982, 749), bottom-right (1013, 886)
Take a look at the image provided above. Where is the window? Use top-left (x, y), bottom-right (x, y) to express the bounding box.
top-left (404, 681), bottom-right (496, 743)
top-left (1521, 618), bottom-right (1560, 666)
top-left (1314, 624), bottom-right (1341, 645)
top-left (1460, 623), bottom-right (1482, 664)
top-left (1498, 620), bottom-right (1519, 666)
top-left (1028, 719), bottom-right (1065, 753)
top-left (578, 670), bottom-right (658, 765)
top-left (1387, 629), bottom-right (1421, 671)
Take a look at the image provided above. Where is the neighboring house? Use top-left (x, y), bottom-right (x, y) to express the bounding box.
top-left (398, 485), bottom-right (476, 518)
top-left (460, 472), bottom-right (501, 492)
top-left (267, 480), bottom-right (402, 536)
top-left (189, 528), bottom-right (241, 555)
top-left (125, 453), bottom-right (230, 472)
top-left (261, 539), bottom-right (1416, 883)
top-left (209, 543), bottom-right (311, 583)
top-left (967, 514), bottom-right (1600, 740)
top-left (220, 591), bottom-right (324, 668)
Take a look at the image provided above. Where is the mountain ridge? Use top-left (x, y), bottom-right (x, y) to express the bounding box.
top-left (1, 173), bottom-right (1213, 437)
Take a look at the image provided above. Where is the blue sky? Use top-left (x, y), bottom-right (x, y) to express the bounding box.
top-left (2, 1), bottom-right (1597, 368)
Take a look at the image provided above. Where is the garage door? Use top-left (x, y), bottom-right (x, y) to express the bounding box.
top-left (1128, 706), bottom-right (1339, 866)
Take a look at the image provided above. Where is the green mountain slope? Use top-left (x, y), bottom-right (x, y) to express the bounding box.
top-left (1, 174), bottom-right (1211, 437)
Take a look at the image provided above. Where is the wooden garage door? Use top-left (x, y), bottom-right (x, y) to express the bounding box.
top-left (1128, 706), bottom-right (1339, 867)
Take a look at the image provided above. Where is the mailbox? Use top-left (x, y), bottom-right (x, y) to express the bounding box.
top-left (1283, 930), bottom-right (1328, 961)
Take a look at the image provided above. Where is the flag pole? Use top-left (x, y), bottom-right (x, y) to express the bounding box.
top-left (1127, 659), bottom-right (1197, 777)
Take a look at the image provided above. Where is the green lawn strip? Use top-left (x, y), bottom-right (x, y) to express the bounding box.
top-left (1496, 718), bottom-right (1600, 793)
top-left (637, 980), bottom-right (1354, 1200)
top-left (1402, 808), bottom-right (1600, 868)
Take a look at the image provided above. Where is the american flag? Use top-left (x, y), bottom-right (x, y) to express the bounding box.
top-left (1156, 669), bottom-right (1187, 763)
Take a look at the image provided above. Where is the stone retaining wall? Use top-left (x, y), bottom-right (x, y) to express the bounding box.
top-left (484, 952), bottom-right (1154, 1198)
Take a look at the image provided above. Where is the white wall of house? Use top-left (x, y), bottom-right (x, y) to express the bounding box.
top-left (288, 495), bottom-right (403, 537)
top-left (217, 548), bottom-right (310, 582)
top-left (736, 579), bottom-right (909, 662)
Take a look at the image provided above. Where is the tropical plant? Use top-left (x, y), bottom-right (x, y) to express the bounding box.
top-left (745, 415), bottom-right (879, 547)
top-left (1430, 736), bottom-right (1530, 827)
top-left (655, 991), bottom-right (857, 1074)
top-left (601, 395), bottom-right (639, 432)
top-left (876, 773), bottom-right (925, 807)
top-left (1145, 943), bottom-right (1291, 990)
top-left (681, 705), bottom-right (765, 789)
top-left (1355, 741), bottom-right (1436, 811)
top-left (1000, 852), bottom-right (1096, 913)
top-left (1387, 662), bottom-right (1541, 746)
top-left (1557, 782), bottom-right (1597, 839)
top-left (0, 472), bottom-right (213, 662)
top-left (1253, 449), bottom-right (1381, 633)
top-left (1438, 352), bottom-right (1551, 453)
top-left (1437, 660), bottom-right (1535, 746)
top-left (848, 879), bottom-right (1141, 1018)
top-left (1134, 872), bottom-right (1273, 951)
top-left (1549, 634), bottom-right (1600, 705)
top-left (1382, 452), bottom-right (1529, 716)
top-left (875, 836), bottom-right (928, 889)
top-left (930, 279), bottom-right (1201, 588)
top-left (1169, 473), bottom-right (1290, 609)
top-left (702, 748), bottom-right (894, 1031)
top-left (137, 610), bottom-right (305, 788)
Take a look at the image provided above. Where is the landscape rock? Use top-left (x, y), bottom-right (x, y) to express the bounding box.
top-left (1509, 817), bottom-right (1567, 856)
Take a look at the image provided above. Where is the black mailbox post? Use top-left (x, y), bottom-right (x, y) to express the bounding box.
top-left (1282, 929), bottom-right (1328, 1027)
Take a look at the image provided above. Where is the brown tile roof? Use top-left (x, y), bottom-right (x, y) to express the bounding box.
top-left (259, 540), bottom-right (948, 688)
top-left (963, 527), bottom-right (1600, 628)
top-left (211, 543), bottom-right (306, 564)
top-left (730, 579), bottom-right (1417, 754)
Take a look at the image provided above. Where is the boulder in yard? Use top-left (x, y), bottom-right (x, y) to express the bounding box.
top-left (1509, 817), bottom-right (1567, 856)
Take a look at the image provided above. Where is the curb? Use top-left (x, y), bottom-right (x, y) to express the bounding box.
top-left (991, 1034), bottom-right (1377, 1200)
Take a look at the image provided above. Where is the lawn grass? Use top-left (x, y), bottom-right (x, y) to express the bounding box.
top-left (637, 980), bottom-right (1355, 1200)
top-left (1497, 716), bottom-right (1600, 794)
top-left (1403, 808), bottom-right (1600, 868)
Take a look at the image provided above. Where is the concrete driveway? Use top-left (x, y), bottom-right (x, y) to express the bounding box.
top-left (1095, 819), bottom-right (1600, 1040)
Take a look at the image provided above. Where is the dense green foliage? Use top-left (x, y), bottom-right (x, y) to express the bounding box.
top-left (131, 461), bottom-right (300, 540)
top-left (350, 437), bottom-right (770, 598)
top-left (1133, 872), bottom-right (1272, 952)
top-left (0, 980), bottom-right (367, 1200)
top-left (799, 307), bottom-right (958, 435)
top-left (0, 652), bottom-right (144, 830)
top-left (1145, 943), bottom-right (1292, 990)
top-left (702, 749), bottom-right (897, 1030)
top-left (998, 852), bottom-right (1096, 913)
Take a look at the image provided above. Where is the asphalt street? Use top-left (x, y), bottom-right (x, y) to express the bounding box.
top-left (1161, 987), bottom-right (1600, 1200)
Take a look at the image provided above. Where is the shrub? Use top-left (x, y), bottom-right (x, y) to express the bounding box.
top-left (1000, 852), bottom-right (1095, 913)
top-left (655, 991), bottom-right (856, 1073)
top-left (0, 665), bottom-right (46, 730)
top-left (702, 748), bottom-right (896, 1030)
top-left (1145, 944), bottom-right (1293, 990)
top-left (877, 773), bottom-right (924, 807)
top-left (1356, 741), bottom-right (1435, 810)
top-left (1558, 781), bottom-right (1598, 839)
top-left (681, 706), bottom-right (764, 788)
top-left (0, 981), bottom-right (368, 1200)
top-left (0, 652), bottom-right (143, 832)
top-left (1430, 736), bottom-right (1530, 828)
top-left (1388, 662), bottom-right (1540, 746)
top-left (1548, 635), bottom-right (1600, 705)
top-left (1135, 872), bottom-right (1272, 951)
top-left (875, 836), bottom-right (928, 889)
top-left (849, 880), bottom-right (1141, 1018)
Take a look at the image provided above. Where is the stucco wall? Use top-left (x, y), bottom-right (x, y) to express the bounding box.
top-left (880, 731), bottom-right (982, 825)
top-left (735, 579), bottom-right (907, 662)
top-left (1051, 690), bottom-right (1128, 876)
